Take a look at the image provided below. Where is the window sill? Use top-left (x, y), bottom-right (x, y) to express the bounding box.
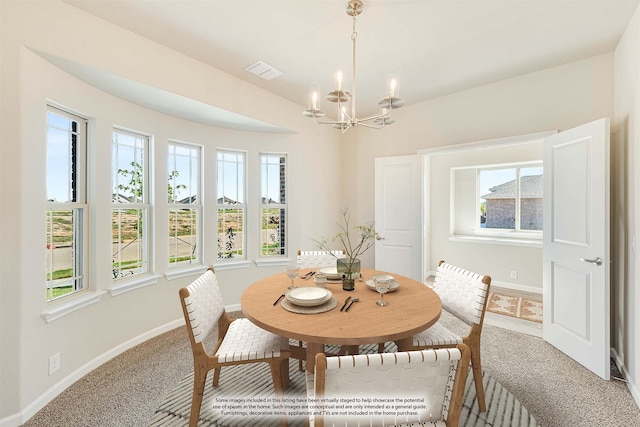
top-left (165, 265), bottom-right (208, 280)
top-left (109, 273), bottom-right (162, 296)
top-left (42, 291), bottom-right (107, 323)
top-left (449, 235), bottom-right (542, 248)
top-left (213, 260), bottom-right (251, 271)
top-left (254, 258), bottom-right (292, 267)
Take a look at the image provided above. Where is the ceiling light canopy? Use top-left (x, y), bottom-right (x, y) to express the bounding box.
top-left (303, 0), bottom-right (404, 133)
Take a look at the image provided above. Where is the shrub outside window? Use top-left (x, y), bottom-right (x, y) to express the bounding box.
top-left (112, 129), bottom-right (151, 278)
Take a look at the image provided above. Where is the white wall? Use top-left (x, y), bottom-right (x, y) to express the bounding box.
top-left (342, 53), bottom-right (614, 284)
top-left (0, 1), bottom-right (342, 424)
top-left (614, 2), bottom-right (640, 407)
top-left (428, 141), bottom-right (544, 291)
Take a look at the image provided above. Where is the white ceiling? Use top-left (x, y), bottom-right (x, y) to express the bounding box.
top-left (62, 0), bottom-right (638, 126)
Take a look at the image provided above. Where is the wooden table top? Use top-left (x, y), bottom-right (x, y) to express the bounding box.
top-left (241, 268), bottom-right (442, 346)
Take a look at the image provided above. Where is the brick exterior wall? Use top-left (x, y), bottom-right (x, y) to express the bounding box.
top-left (485, 198), bottom-right (542, 230)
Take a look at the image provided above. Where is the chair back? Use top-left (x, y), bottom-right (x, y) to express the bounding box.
top-left (179, 268), bottom-right (224, 346)
top-left (433, 261), bottom-right (491, 327)
top-left (297, 250), bottom-right (345, 269)
top-left (313, 345), bottom-right (469, 427)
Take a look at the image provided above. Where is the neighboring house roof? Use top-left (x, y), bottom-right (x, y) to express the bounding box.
top-left (481, 174), bottom-right (543, 200)
top-left (111, 193), bottom-right (139, 203)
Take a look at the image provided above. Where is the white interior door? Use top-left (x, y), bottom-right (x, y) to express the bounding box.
top-left (543, 118), bottom-right (610, 379)
top-left (374, 155), bottom-right (422, 281)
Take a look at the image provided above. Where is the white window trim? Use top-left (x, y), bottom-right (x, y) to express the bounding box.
top-left (108, 273), bottom-right (161, 296)
top-left (259, 152), bottom-right (288, 258)
top-left (215, 149), bottom-right (247, 262)
top-left (112, 128), bottom-right (152, 278)
top-left (42, 291), bottom-right (106, 323)
top-left (168, 140), bottom-right (203, 268)
top-left (254, 258), bottom-right (292, 267)
top-left (46, 106), bottom-right (88, 302)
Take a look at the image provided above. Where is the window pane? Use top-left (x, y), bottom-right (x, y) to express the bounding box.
top-left (217, 208), bottom-right (244, 259)
top-left (217, 151), bottom-right (244, 204)
top-left (46, 209), bottom-right (84, 301)
top-left (169, 208), bottom-right (199, 265)
top-left (47, 111), bottom-right (77, 203)
top-left (112, 208), bottom-right (147, 278)
top-left (480, 168), bottom-right (516, 229)
top-left (261, 155), bottom-right (286, 204)
top-left (168, 144), bottom-right (198, 204)
top-left (113, 132), bottom-right (145, 202)
top-left (261, 208), bottom-right (285, 256)
top-left (520, 167), bottom-right (544, 230)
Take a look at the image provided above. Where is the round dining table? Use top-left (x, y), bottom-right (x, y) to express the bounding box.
top-left (241, 268), bottom-right (442, 373)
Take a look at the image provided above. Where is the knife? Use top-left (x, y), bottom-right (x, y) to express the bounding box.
top-left (303, 271), bottom-right (316, 280)
top-left (273, 294), bottom-right (285, 306)
top-left (340, 296), bottom-right (351, 311)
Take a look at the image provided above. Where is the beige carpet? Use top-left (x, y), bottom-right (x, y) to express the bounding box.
top-left (486, 291), bottom-right (542, 323)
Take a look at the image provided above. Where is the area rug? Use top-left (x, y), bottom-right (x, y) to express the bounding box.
top-left (149, 343), bottom-right (538, 427)
top-left (486, 291), bottom-right (543, 323)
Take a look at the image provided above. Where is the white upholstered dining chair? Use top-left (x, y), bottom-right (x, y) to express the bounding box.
top-left (306, 344), bottom-right (470, 427)
top-left (410, 260), bottom-right (491, 413)
top-left (296, 249), bottom-right (345, 269)
top-left (179, 267), bottom-right (291, 427)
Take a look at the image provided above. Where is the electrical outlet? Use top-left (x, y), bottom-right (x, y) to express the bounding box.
top-left (510, 270), bottom-right (518, 279)
top-left (49, 353), bottom-right (60, 375)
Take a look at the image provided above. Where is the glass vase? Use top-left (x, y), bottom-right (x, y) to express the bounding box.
top-left (336, 258), bottom-right (361, 291)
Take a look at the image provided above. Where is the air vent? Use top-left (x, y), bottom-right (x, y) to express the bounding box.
top-left (245, 60), bottom-right (282, 80)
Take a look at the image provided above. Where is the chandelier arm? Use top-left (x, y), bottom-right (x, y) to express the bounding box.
top-left (312, 118), bottom-right (348, 125)
top-left (357, 121), bottom-right (385, 130)
top-left (358, 109), bottom-right (392, 123)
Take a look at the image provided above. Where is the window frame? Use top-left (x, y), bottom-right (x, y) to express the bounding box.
top-left (216, 149), bottom-right (247, 262)
top-left (259, 152), bottom-right (288, 258)
top-left (474, 161), bottom-right (544, 239)
top-left (45, 106), bottom-right (88, 302)
top-left (111, 128), bottom-right (152, 280)
top-left (167, 140), bottom-right (202, 268)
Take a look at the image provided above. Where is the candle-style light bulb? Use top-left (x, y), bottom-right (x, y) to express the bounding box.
top-left (336, 70), bottom-right (343, 91)
top-left (389, 78), bottom-right (397, 98)
top-left (312, 91), bottom-right (318, 110)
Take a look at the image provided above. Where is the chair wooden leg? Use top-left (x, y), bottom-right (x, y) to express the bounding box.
top-left (468, 342), bottom-right (486, 412)
top-left (190, 368), bottom-right (207, 427)
top-left (298, 340), bottom-right (304, 372)
top-left (280, 357), bottom-right (290, 389)
top-left (212, 367), bottom-right (221, 387)
top-left (269, 360), bottom-right (289, 427)
top-left (377, 342), bottom-right (385, 353)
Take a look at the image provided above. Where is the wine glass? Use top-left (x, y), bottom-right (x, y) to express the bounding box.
top-left (286, 265), bottom-right (299, 290)
top-left (374, 276), bottom-right (391, 306)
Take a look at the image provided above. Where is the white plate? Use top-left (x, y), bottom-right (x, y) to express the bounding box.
top-left (286, 287), bottom-right (332, 307)
top-left (319, 267), bottom-right (341, 279)
top-left (365, 279), bottom-right (400, 292)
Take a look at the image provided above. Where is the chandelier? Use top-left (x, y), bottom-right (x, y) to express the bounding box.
top-left (302, 0), bottom-right (405, 132)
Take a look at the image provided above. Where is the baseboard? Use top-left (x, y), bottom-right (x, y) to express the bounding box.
top-left (490, 280), bottom-right (542, 295)
top-left (611, 347), bottom-right (640, 409)
top-left (1, 318), bottom-right (186, 427)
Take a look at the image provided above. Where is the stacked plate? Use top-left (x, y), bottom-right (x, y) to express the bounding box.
top-left (365, 274), bottom-right (400, 292)
top-left (318, 267), bottom-right (342, 282)
top-left (285, 287), bottom-right (333, 307)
